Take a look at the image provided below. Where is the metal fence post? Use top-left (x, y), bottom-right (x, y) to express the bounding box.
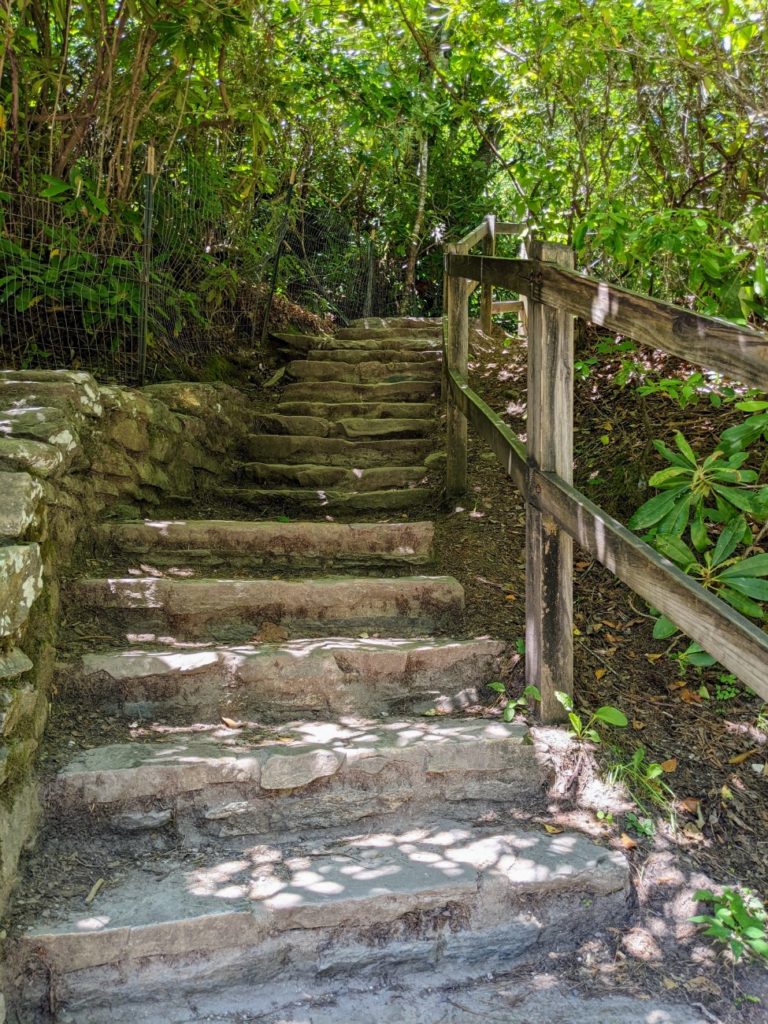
top-left (260, 166), bottom-right (296, 350)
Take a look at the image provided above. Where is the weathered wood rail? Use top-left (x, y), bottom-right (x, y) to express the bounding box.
top-left (445, 218), bottom-right (768, 721)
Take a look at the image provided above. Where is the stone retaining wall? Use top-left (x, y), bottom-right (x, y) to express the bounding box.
top-left (0, 369), bottom-right (254, 908)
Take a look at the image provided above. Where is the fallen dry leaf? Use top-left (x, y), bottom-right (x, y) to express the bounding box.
top-left (220, 717), bottom-right (241, 729)
top-left (728, 749), bottom-right (759, 765)
top-left (661, 758), bottom-right (678, 773)
top-left (594, 668), bottom-right (607, 680)
top-left (619, 833), bottom-right (638, 849)
top-left (679, 797), bottom-right (701, 814)
top-left (632, 719), bottom-right (647, 731)
top-left (543, 823), bottom-right (563, 834)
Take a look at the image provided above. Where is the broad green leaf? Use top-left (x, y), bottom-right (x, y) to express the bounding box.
top-left (652, 615), bottom-right (678, 639)
top-left (593, 706), bottom-right (628, 726)
top-left (712, 515), bottom-right (747, 566)
top-left (719, 587), bottom-right (765, 618)
top-left (652, 440), bottom-right (691, 468)
top-left (722, 577), bottom-right (768, 601)
top-left (648, 466), bottom-right (690, 487)
top-left (487, 682), bottom-right (506, 693)
top-left (628, 486), bottom-right (688, 531)
top-left (674, 431), bottom-right (698, 466)
top-left (654, 534), bottom-right (697, 568)
top-left (690, 506), bottom-right (710, 552)
top-left (719, 553), bottom-right (768, 579)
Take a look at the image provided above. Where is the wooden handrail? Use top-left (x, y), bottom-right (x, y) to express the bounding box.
top-left (444, 218), bottom-right (768, 721)
top-left (443, 366), bottom-right (768, 701)
top-left (447, 252), bottom-right (768, 387)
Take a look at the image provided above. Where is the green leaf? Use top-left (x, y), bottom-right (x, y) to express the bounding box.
top-left (628, 486), bottom-right (688, 531)
top-left (555, 690), bottom-right (574, 712)
top-left (720, 554), bottom-right (768, 579)
top-left (691, 506), bottom-right (710, 552)
top-left (719, 587), bottom-right (765, 618)
top-left (523, 685), bottom-right (542, 702)
top-left (712, 485), bottom-right (768, 516)
top-left (712, 515), bottom-right (747, 566)
top-left (722, 577), bottom-right (768, 601)
top-left (502, 703), bottom-right (516, 722)
top-left (674, 431), bottom-right (698, 467)
top-left (652, 615), bottom-right (678, 639)
top-left (648, 466), bottom-right (691, 488)
top-left (593, 706), bottom-right (628, 727)
top-left (654, 534), bottom-right (697, 568)
top-left (487, 682), bottom-right (506, 694)
top-left (652, 439), bottom-right (691, 468)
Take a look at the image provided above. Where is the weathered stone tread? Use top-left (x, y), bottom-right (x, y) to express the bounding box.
top-left (275, 401), bottom-right (434, 421)
top-left (95, 520), bottom-right (434, 567)
top-left (241, 463), bottom-right (426, 491)
top-left (71, 573), bottom-right (463, 636)
top-left (244, 434), bottom-right (432, 465)
top-left (282, 380), bottom-right (438, 402)
top-left (219, 486), bottom-right (434, 512)
top-left (66, 636), bottom-right (504, 718)
top-left (286, 359), bottom-right (440, 384)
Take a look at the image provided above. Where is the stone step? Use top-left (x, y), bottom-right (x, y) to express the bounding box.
top-left (93, 520), bottom-right (435, 570)
top-left (282, 380), bottom-right (438, 402)
top-left (241, 462), bottom-right (427, 491)
top-left (15, 820), bottom-right (627, 1020)
top-left (71, 574), bottom-right (463, 639)
top-left (49, 718), bottom-right (537, 825)
top-left (253, 416), bottom-right (435, 441)
top-left (219, 486), bottom-right (434, 514)
top-left (276, 401), bottom-right (434, 421)
top-left (348, 316), bottom-right (443, 331)
top-left (305, 348), bottom-right (440, 364)
top-left (285, 360), bottom-right (440, 384)
top-left (336, 325), bottom-right (442, 340)
top-left (274, 333), bottom-right (440, 353)
top-left (336, 417), bottom-right (433, 439)
top-left (243, 434), bottom-right (432, 466)
top-left (66, 637), bottom-right (504, 721)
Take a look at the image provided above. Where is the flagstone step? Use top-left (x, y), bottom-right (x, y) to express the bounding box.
top-left (305, 348), bottom-right (440, 364)
top-left (218, 486), bottom-right (435, 514)
top-left (48, 718), bottom-right (538, 828)
top-left (274, 333), bottom-right (440, 353)
top-left (275, 401), bottom-right (434, 421)
top-left (14, 820), bottom-right (627, 1021)
top-left (63, 637), bottom-right (505, 720)
top-left (241, 462), bottom-right (426, 491)
top-left (244, 435), bottom-right (432, 470)
top-left (336, 325), bottom-right (442, 340)
top-left (285, 360), bottom-right (440, 384)
top-left (71, 574), bottom-right (463, 639)
top-left (93, 520), bottom-right (435, 569)
top-left (348, 316), bottom-right (443, 331)
top-left (282, 380), bottom-right (438, 402)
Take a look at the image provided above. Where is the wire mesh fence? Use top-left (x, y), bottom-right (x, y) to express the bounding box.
top-left (0, 148), bottom-right (408, 384)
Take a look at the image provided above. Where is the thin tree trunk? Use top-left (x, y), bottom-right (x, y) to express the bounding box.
top-left (400, 133), bottom-right (428, 314)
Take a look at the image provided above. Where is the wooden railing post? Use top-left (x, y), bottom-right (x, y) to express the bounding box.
top-left (525, 240), bottom-right (575, 722)
top-left (480, 214), bottom-right (496, 334)
top-left (444, 244), bottom-right (469, 496)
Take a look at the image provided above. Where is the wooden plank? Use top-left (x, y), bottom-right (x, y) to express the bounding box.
top-left (491, 300), bottom-right (524, 314)
top-left (457, 222), bottom-right (489, 250)
top-left (480, 215), bottom-right (496, 335)
top-left (525, 241), bottom-right (575, 723)
top-left (445, 250), bottom-right (469, 497)
top-left (496, 221), bottom-right (524, 235)
top-left (533, 471), bottom-right (768, 700)
top-left (447, 254), bottom-right (768, 388)
top-left (445, 368), bottom-right (528, 494)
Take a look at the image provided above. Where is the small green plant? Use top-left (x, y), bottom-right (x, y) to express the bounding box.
top-left (636, 372), bottom-right (706, 409)
top-left (625, 811), bottom-right (656, 838)
top-left (692, 888), bottom-right (768, 962)
top-left (756, 705), bottom-right (768, 733)
top-left (555, 691), bottom-right (628, 743)
top-left (608, 746), bottom-right (675, 813)
top-left (714, 673), bottom-right (739, 701)
top-left (595, 809), bottom-right (614, 825)
top-left (487, 682), bottom-right (541, 722)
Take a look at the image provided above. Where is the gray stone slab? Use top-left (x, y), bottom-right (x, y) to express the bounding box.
top-left (244, 433), bottom-right (431, 466)
top-left (241, 462), bottom-right (426, 491)
top-left (96, 519), bottom-right (434, 565)
top-left (286, 359), bottom-right (440, 384)
top-left (0, 544), bottom-right (43, 638)
top-left (282, 380), bottom-right (437, 402)
top-left (51, 718), bottom-right (534, 816)
top-left (72, 574), bottom-right (463, 637)
top-left (72, 636), bottom-right (503, 719)
top-left (0, 472), bottom-right (44, 539)
top-left (0, 437), bottom-right (64, 477)
top-left (0, 647), bottom-right (33, 681)
top-left (0, 405), bottom-right (79, 451)
top-left (219, 486), bottom-right (434, 513)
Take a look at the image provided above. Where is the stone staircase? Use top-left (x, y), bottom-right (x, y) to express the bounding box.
top-left (6, 318), bottom-right (629, 1023)
top-left (222, 318), bottom-right (444, 513)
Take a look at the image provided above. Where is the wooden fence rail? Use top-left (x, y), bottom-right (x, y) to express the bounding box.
top-left (444, 219), bottom-right (768, 721)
